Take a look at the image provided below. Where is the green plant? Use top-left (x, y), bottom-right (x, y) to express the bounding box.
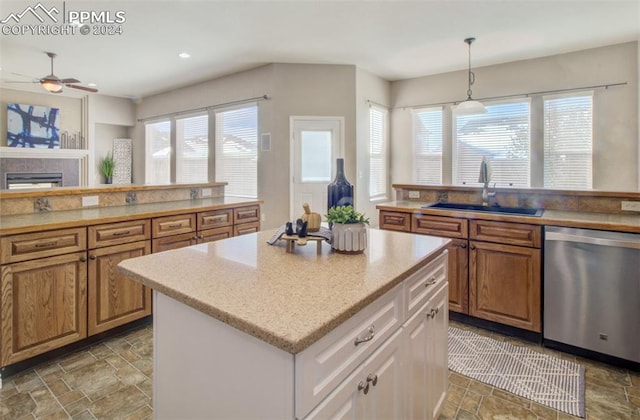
top-left (325, 205), bottom-right (369, 225)
top-left (99, 153), bottom-right (116, 179)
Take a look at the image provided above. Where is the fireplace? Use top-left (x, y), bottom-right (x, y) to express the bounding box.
top-left (6, 172), bottom-right (63, 190)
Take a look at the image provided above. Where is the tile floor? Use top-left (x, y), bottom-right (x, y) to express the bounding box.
top-left (0, 320), bottom-right (637, 419)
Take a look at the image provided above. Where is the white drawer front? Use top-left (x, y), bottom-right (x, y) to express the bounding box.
top-left (295, 283), bottom-right (403, 419)
top-left (404, 251), bottom-right (448, 319)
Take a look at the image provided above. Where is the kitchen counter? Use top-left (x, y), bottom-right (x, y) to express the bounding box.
top-left (118, 228), bottom-right (449, 354)
top-left (377, 200), bottom-right (640, 233)
top-left (0, 196), bottom-right (261, 236)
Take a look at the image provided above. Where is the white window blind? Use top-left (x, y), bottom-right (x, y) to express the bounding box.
top-left (176, 114), bottom-right (208, 183)
top-left (145, 120), bottom-right (171, 184)
top-left (412, 107), bottom-right (443, 184)
top-left (369, 106), bottom-right (388, 200)
top-left (543, 93), bottom-right (593, 189)
top-left (215, 104), bottom-right (258, 198)
top-left (453, 99), bottom-right (530, 187)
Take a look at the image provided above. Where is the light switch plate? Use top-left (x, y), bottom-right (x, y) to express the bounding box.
top-left (82, 196), bottom-right (99, 207)
top-left (408, 191), bottom-right (420, 199)
top-left (621, 201), bottom-right (640, 212)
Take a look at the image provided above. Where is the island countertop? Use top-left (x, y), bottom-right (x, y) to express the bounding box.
top-left (118, 228), bottom-right (449, 354)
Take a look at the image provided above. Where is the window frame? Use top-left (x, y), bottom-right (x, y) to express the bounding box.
top-left (412, 106), bottom-right (444, 185)
top-left (369, 104), bottom-right (389, 201)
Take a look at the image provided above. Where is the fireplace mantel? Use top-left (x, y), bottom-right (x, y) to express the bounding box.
top-left (0, 147), bottom-right (89, 186)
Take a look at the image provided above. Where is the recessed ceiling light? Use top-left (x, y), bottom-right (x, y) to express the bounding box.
top-left (178, 52), bottom-right (191, 59)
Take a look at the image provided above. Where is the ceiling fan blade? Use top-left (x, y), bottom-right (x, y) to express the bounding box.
top-left (66, 84), bottom-right (98, 93)
top-left (60, 78), bottom-right (80, 84)
top-left (10, 72), bottom-right (39, 81)
top-left (3, 80), bottom-right (38, 83)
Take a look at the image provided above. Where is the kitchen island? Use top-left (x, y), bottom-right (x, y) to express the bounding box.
top-left (118, 228), bottom-right (450, 419)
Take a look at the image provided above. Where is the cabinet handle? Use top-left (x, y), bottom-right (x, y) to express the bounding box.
top-left (470, 244), bottom-right (476, 250)
top-left (427, 307), bottom-right (440, 319)
top-left (89, 255), bottom-right (97, 260)
top-left (460, 243), bottom-right (467, 249)
top-left (425, 276), bottom-right (437, 287)
top-left (354, 325), bottom-right (375, 346)
top-left (357, 381), bottom-right (370, 395)
top-left (366, 373), bottom-right (378, 386)
top-left (112, 230), bottom-right (131, 236)
top-left (79, 255), bottom-right (87, 262)
top-left (35, 241), bottom-right (58, 248)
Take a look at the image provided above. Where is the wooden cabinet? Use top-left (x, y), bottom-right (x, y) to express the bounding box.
top-left (88, 241), bottom-right (152, 336)
top-left (152, 214), bottom-right (197, 238)
top-left (379, 211), bottom-right (411, 232)
top-left (469, 241), bottom-right (541, 332)
top-left (1, 252), bottom-right (87, 366)
top-left (1, 227), bottom-right (86, 264)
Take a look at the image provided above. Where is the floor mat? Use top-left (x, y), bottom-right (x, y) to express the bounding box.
top-left (448, 327), bottom-right (585, 418)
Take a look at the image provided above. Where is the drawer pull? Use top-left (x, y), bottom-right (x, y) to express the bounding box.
top-left (357, 381), bottom-right (370, 395)
top-left (425, 276), bottom-right (437, 287)
top-left (427, 307), bottom-right (439, 319)
top-left (366, 373), bottom-right (378, 386)
top-left (35, 241), bottom-right (58, 248)
top-left (112, 230), bottom-right (131, 236)
top-left (354, 325), bottom-right (375, 346)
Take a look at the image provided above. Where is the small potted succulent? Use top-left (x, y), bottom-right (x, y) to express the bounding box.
top-left (99, 153), bottom-right (116, 184)
top-left (325, 205), bottom-right (369, 254)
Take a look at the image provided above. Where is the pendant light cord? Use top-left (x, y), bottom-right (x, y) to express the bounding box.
top-left (465, 37), bottom-right (476, 100)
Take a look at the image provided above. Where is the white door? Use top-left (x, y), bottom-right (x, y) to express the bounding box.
top-left (290, 117), bottom-right (343, 221)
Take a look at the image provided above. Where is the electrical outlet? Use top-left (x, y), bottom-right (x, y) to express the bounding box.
top-left (201, 188), bottom-right (212, 197)
top-left (621, 201), bottom-right (640, 212)
top-left (408, 190), bottom-right (420, 199)
top-left (82, 196), bottom-right (99, 207)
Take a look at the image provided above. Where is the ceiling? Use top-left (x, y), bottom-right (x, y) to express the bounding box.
top-left (1, 0), bottom-right (638, 99)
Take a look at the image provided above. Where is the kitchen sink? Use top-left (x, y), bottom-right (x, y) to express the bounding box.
top-left (423, 202), bottom-right (543, 217)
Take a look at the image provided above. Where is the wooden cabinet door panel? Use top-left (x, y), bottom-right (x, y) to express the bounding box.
top-left (198, 226), bottom-right (233, 244)
top-left (88, 241), bottom-right (151, 336)
top-left (379, 211), bottom-right (411, 232)
top-left (1, 252), bottom-right (87, 366)
top-left (469, 241), bottom-right (541, 332)
top-left (89, 220), bottom-right (150, 249)
top-left (198, 209), bottom-right (233, 230)
top-left (152, 232), bottom-right (197, 253)
top-left (233, 206), bottom-right (260, 224)
top-left (425, 284), bottom-right (448, 420)
top-left (470, 220), bottom-right (541, 248)
top-left (1, 228), bottom-right (86, 264)
top-left (363, 329), bottom-right (404, 420)
top-left (447, 239), bottom-right (469, 314)
top-left (152, 214), bottom-right (196, 238)
top-left (412, 214), bottom-right (468, 239)
top-left (234, 222), bottom-right (260, 236)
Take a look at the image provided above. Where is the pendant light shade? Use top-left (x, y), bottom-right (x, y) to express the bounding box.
top-left (455, 37), bottom-right (486, 115)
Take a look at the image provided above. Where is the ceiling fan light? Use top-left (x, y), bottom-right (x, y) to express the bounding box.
top-left (41, 79), bottom-right (62, 93)
top-left (455, 99), bottom-right (487, 115)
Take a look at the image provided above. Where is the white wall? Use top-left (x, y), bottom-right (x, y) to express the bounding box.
top-left (390, 42), bottom-right (639, 191)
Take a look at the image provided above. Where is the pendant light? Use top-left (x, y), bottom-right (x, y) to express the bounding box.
top-left (455, 37), bottom-right (486, 115)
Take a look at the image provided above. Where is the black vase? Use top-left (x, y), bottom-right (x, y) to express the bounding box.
top-left (327, 158), bottom-right (354, 211)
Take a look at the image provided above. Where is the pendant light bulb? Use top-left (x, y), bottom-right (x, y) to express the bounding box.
top-left (455, 37), bottom-right (486, 115)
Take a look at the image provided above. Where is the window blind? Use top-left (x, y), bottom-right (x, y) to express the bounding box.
top-left (145, 120), bottom-right (171, 184)
top-left (369, 106), bottom-right (388, 200)
top-left (453, 99), bottom-right (530, 187)
top-left (543, 93), bottom-right (593, 189)
top-left (215, 104), bottom-right (258, 198)
top-left (176, 114), bottom-right (208, 183)
top-left (412, 107), bottom-right (443, 184)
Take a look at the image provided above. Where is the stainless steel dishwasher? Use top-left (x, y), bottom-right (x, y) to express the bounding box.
top-left (544, 226), bottom-right (640, 364)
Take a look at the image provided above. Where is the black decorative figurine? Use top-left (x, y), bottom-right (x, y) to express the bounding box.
top-left (327, 158), bottom-right (354, 211)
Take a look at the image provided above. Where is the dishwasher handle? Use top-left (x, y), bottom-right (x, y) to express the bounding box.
top-left (546, 231), bottom-right (640, 250)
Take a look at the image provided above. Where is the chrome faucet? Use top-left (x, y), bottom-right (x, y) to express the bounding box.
top-left (481, 182), bottom-right (496, 206)
top-left (478, 157), bottom-right (496, 206)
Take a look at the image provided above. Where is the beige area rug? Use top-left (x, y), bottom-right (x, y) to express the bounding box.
top-left (448, 327), bottom-right (585, 418)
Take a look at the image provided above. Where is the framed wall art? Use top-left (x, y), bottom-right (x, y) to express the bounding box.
top-left (7, 103), bottom-right (60, 148)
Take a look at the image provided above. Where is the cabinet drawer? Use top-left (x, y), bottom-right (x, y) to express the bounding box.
top-left (233, 205), bottom-right (260, 224)
top-left (234, 222), bottom-right (260, 236)
top-left (470, 220), bottom-right (541, 248)
top-left (379, 211), bottom-right (411, 232)
top-left (404, 251), bottom-right (448, 319)
top-left (295, 283), bottom-right (403, 419)
top-left (88, 219), bottom-right (150, 249)
top-left (199, 226), bottom-right (233, 243)
top-left (153, 232), bottom-right (197, 253)
top-left (152, 214), bottom-right (196, 238)
top-left (412, 214), bottom-right (468, 239)
top-left (198, 209), bottom-right (233, 230)
top-left (1, 227), bottom-right (86, 264)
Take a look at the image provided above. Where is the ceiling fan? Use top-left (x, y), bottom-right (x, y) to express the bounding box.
top-left (7, 52), bottom-right (98, 94)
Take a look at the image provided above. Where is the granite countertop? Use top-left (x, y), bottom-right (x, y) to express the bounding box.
top-left (377, 201), bottom-right (640, 233)
top-left (0, 197), bottom-right (261, 236)
top-left (118, 228), bottom-right (450, 354)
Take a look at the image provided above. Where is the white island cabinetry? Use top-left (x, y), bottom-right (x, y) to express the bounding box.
top-left (118, 229), bottom-right (450, 419)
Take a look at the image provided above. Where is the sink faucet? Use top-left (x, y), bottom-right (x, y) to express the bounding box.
top-left (478, 157), bottom-right (496, 206)
top-left (481, 182), bottom-right (496, 206)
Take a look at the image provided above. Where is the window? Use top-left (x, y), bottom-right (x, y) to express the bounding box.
top-left (145, 120), bottom-right (171, 184)
top-left (453, 99), bottom-right (530, 187)
top-left (176, 114), bottom-right (208, 183)
top-left (215, 104), bottom-right (258, 198)
top-left (412, 107), bottom-right (443, 184)
top-left (369, 106), bottom-right (388, 200)
top-left (543, 93), bottom-right (593, 189)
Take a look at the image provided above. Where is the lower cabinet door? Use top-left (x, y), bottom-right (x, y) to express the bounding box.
top-left (425, 284), bottom-right (449, 420)
top-left (304, 364), bottom-right (364, 419)
top-left (363, 328), bottom-right (404, 419)
top-left (88, 241), bottom-right (151, 336)
top-left (0, 252), bottom-right (88, 366)
top-left (403, 301), bottom-right (429, 420)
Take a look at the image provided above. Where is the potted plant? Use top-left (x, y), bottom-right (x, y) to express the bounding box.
top-left (325, 205), bottom-right (369, 254)
top-left (100, 153), bottom-right (116, 184)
